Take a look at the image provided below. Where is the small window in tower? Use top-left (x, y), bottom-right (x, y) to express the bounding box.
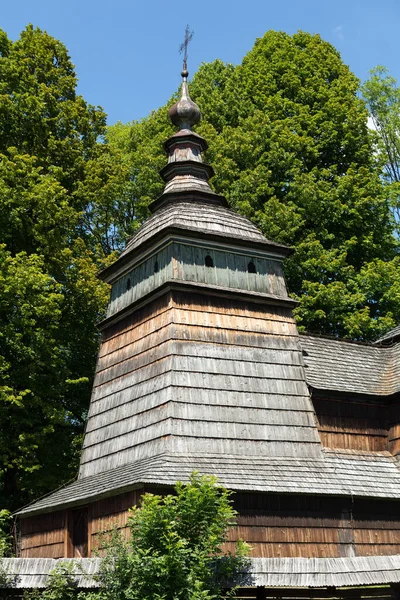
top-left (154, 261), bottom-right (159, 273)
top-left (248, 261), bottom-right (257, 274)
top-left (205, 255), bottom-right (214, 268)
top-left (126, 278), bottom-right (131, 291)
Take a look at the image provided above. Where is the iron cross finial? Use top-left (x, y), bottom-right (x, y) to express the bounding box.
top-left (179, 25), bottom-right (194, 75)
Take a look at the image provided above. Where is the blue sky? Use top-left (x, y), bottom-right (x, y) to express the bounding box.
top-left (1, 0), bottom-right (399, 125)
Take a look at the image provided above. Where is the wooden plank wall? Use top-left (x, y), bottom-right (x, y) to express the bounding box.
top-left (90, 490), bottom-right (141, 554)
top-left (388, 395), bottom-right (400, 456)
top-left (19, 489), bottom-right (400, 559)
top-left (173, 242), bottom-right (288, 298)
top-left (107, 245), bottom-right (173, 318)
top-left (79, 292), bottom-right (176, 478)
top-left (224, 493), bottom-right (400, 558)
top-left (107, 239), bottom-right (289, 319)
top-left (19, 511), bottom-right (65, 558)
top-left (312, 391), bottom-right (400, 454)
top-left (312, 393), bottom-right (389, 452)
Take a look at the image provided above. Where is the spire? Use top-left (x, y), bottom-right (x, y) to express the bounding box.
top-left (169, 27), bottom-right (201, 131)
top-left (149, 27), bottom-right (228, 213)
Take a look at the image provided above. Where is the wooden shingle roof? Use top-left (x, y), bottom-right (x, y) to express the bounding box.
top-left (377, 324), bottom-right (400, 345)
top-left (301, 335), bottom-right (400, 396)
top-left (16, 448), bottom-right (400, 516)
top-left (3, 555), bottom-right (400, 589)
top-left (119, 202), bottom-right (290, 258)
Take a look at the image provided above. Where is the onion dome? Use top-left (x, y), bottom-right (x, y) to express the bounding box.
top-left (168, 68), bottom-right (201, 131)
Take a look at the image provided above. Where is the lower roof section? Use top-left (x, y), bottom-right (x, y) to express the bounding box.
top-left (3, 555), bottom-right (400, 589)
top-left (15, 449), bottom-right (400, 516)
top-left (252, 555), bottom-right (400, 588)
top-left (301, 334), bottom-right (400, 396)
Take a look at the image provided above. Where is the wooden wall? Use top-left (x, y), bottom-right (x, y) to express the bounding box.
top-left (388, 395), bottom-right (400, 456)
top-left (224, 492), bottom-right (400, 559)
top-left (311, 392), bottom-right (400, 453)
top-left (90, 490), bottom-right (141, 554)
top-left (173, 242), bottom-right (287, 298)
top-left (80, 287), bottom-right (320, 478)
top-left (79, 292), bottom-right (176, 478)
top-left (312, 393), bottom-right (388, 452)
top-left (107, 239), bottom-right (288, 319)
top-left (18, 486), bottom-right (160, 558)
top-left (19, 511), bottom-right (65, 558)
top-left (19, 489), bottom-right (400, 560)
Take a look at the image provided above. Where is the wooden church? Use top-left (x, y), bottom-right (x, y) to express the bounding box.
top-left (7, 63), bottom-right (400, 597)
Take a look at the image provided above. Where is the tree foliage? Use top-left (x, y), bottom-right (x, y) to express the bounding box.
top-left (361, 67), bottom-right (400, 229)
top-left (0, 510), bottom-right (11, 557)
top-left (96, 473), bottom-right (249, 600)
top-left (108, 31), bottom-right (400, 339)
top-left (0, 25), bottom-right (128, 510)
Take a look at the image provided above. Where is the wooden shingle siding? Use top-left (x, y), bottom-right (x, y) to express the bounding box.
top-left (79, 289), bottom-right (320, 478)
top-left (16, 449), bottom-right (400, 519)
top-left (5, 555), bottom-right (400, 589)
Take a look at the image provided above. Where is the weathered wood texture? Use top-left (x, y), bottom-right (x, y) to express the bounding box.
top-left (233, 587), bottom-right (395, 599)
top-left (89, 490), bottom-right (141, 554)
top-left (107, 240), bottom-right (288, 318)
top-left (79, 288), bottom-right (320, 479)
top-left (119, 202), bottom-right (283, 259)
top-left (20, 490), bottom-right (400, 559)
top-left (223, 493), bottom-right (400, 559)
top-left (301, 335), bottom-right (400, 397)
top-left (388, 396), bottom-right (400, 456)
top-left (19, 511), bottom-right (65, 558)
top-left (312, 393), bottom-right (389, 452)
top-left (312, 392), bottom-right (400, 454)
top-left (6, 555), bottom-right (400, 590)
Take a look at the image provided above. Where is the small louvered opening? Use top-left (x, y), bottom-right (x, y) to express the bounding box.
top-left (126, 278), bottom-right (131, 291)
top-left (154, 261), bottom-right (159, 273)
top-left (205, 255), bottom-right (214, 268)
top-left (248, 261), bottom-right (257, 274)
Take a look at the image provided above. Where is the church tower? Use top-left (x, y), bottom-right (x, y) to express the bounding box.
top-left (15, 61), bottom-right (400, 581)
top-left (77, 65), bottom-right (320, 481)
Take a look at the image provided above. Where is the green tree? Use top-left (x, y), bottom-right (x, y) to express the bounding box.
top-left (108, 31), bottom-right (399, 339)
top-left (0, 510), bottom-right (11, 557)
top-left (15, 476), bottom-right (249, 600)
top-left (0, 26), bottom-right (128, 510)
top-left (361, 66), bottom-right (400, 228)
top-left (96, 474), bottom-right (249, 600)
